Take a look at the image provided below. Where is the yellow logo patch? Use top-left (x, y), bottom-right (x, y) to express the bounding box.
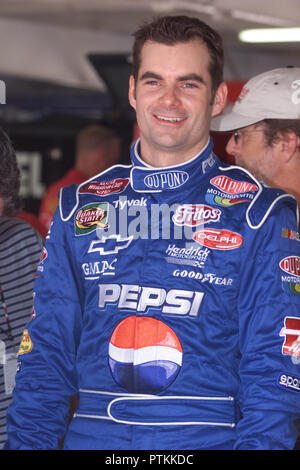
top-left (18, 329), bottom-right (33, 355)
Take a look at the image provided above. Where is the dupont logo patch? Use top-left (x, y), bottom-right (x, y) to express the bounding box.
top-left (144, 170), bottom-right (189, 190)
top-left (210, 175), bottom-right (258, 194)
top-left (79, 178), bottom-right (129, 197)
top-left (193, 228), bottom-right (243, 250)
top-left (172, 204), bottom-right (221, 227)
top-left (279, 256), bottom-right (300, 277)
top-left (75, 202), bottom-right (109, 235)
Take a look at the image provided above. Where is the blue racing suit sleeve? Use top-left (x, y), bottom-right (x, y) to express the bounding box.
top-left (235, 199), bottom-right (300, 449)
top-left (4, 200), bottom-right (83, 449)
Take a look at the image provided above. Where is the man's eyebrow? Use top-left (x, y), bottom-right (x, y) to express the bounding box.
top-left (139, 71), bottom-right (206, 85)
top-left (139, 71), bottom-right (163, 81)
top-left (178, 73), bottom-right (206, 84)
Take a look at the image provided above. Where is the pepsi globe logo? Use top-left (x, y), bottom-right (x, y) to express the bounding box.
top-left (108, 316), bottom-right (183, 394)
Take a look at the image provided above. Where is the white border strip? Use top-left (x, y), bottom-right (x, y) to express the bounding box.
top-left (219, 165), bottom-right (299, 229)
top-left (76, 389), bottom-right (235, 427)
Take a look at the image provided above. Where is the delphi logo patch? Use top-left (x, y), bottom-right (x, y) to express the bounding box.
top-left (75, 202), bottom-right (109, 235)
top-left (193, 228), bottom-right (243, 250)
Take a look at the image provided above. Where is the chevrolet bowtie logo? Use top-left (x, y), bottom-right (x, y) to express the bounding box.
top-left (88, 235), bottom-right (134, 255)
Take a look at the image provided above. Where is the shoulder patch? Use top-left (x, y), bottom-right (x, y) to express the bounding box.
top-left (218, 165), bottom-right (298, 230)
top-left (59, 164), bottom-right (132, 222)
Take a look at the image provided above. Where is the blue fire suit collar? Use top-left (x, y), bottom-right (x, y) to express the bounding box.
top-left (130, 137), bottom-right (217, 193)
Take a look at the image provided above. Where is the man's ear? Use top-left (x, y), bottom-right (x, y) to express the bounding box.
top-left (277, 130), bottom-right (299, 163)
top-left (211, 81), bottom-right (228, 117)
top-left (128, 75), bottom-right (136, 111)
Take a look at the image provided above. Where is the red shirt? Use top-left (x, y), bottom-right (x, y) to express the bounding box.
top-left (39, 168), bottom-right (87, 233)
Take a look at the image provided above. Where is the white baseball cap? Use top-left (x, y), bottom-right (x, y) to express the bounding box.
top-left (211, 67), bottom-right (300, 132)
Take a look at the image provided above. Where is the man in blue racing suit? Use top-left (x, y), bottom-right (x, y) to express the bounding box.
top-left (5, 15), bottom-right (300, 450)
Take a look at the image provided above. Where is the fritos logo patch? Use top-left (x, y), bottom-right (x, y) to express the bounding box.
top-left (79, 178), bottom-right (129, 197)
top-left (193, 228), bottom-right (243, 250)
top-left (75, 202), bottom-right (109, 235)
top-left (172, 204), bottom-right (221, 226)
top-left (18, 329), bottom-right (33, 355)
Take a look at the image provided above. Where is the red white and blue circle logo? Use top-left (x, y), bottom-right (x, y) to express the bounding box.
top-left (108, 316), bottom-right (183, 394)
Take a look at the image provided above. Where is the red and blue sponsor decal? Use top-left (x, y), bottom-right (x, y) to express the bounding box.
top-left (108, 316), bottom-right (182, 394)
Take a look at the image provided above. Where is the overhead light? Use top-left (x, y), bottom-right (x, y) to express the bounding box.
top-left (239, 28), bottom-right (300, 43)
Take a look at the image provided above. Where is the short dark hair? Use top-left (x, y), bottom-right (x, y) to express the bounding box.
top-left (132, 15), bottom-right (224, 98)
top-left (76, 125), bottom-right (119, 155)
top-left (263, 119), bottom-right (300, 147)
top-left (0, 128), bottom-right (22, 216)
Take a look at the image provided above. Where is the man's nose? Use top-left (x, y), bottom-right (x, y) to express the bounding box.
top-left (226, 134), bottom-right (238, 156)
top-left (159, 85), bottom-right (180, 106)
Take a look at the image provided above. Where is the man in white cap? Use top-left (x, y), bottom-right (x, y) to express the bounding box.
top-left (212, 67), bottom-right (300, 450)
top-left (211, 67), bottom-right (300, 206)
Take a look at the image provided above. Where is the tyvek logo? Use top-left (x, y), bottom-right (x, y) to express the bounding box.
top-left (88, 235), bottom-right (133, 255)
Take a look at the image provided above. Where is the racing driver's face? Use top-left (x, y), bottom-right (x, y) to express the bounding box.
top-left (128, 39), bottom-right (227, 167)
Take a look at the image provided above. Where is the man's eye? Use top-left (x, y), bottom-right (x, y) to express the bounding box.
top-left (145, 80), bottom-right (159, 86)
top-left (183, 83), bottom-right (197, 88)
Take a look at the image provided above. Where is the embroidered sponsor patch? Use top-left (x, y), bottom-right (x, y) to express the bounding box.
top-left (193, 228), bottom-right (243, 250)
top-left (165, 243), bottom-right (210, 268)
top-left (277, 372), bottom-right (300, 393)
top-left (79, 178), bottom-right (129, 197)
top-left (279, 317), bottom-right (300, 359)
top-left (172, 204), bottom-right (221, 227)
top-left (108, 316), bottom-right (183, 394)
top-left (18, 329), bottom-right (33, 355)
top-left (143, 170), bottom-right (189, 190)
top-left (205, 193), bottom-right (249, 207)
top-left (279, 256), bottom-right (300, 295)
top-left (279, 256), bottom-right (300, 277)
top-left (210, 175), bottom-right (258, 194)
top-left (35, 247), bottom-right (48, 277)
top-left (75, 202), bottom-right (109, 235)
top-left (281, 228), bottom-right (300, 243)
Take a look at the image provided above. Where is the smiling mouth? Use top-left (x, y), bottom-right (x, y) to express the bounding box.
top-left (155, 115), bottom-right (187, 123)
